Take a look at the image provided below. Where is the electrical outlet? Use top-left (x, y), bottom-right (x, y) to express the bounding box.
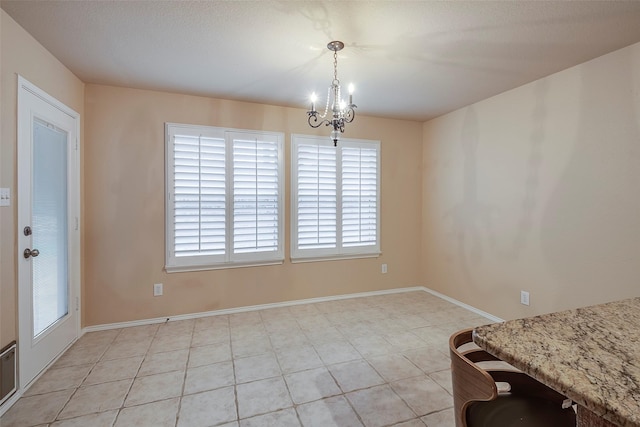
top-left (381, 263), bottom-right (388, 274)
top-left (153, 283), bottom-right (163, 296)
top-left (520, 290), bottom-right (530, 306)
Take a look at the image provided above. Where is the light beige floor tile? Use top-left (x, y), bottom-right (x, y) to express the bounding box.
top-left (328, 359), bottom-right (384, 393)
top-left (101, 338), bottom-right (152, 361)
top-left (114, 324), bottom-right (159, 342)
top-left (397, 314), bottom-right (433, 329)
top-left (239, 408), bottom-right (301, 426)
top-left (3, 291), bottom-right (484, 427)
top-left (347, 385), bottom-right (416, 427)
top-left (124, 370), bottom-right (184, 407)
top-left (303, 326), bottom-right (345, 345)
top-left (156, 319), bottom-right (195, 337)
top-left (370, 318), bottom-right (408, 335)
top-left (53, 344), bottom-right (104, 368)
top-left (295, 396), bottom-right (363, 427)
top-left (188, 342), bottom-right (232, 367)
top-left (284, 367), bottom-right (341, 404)
top-left (403, 348), bottom-right (450, 374)
top-left (421, 408), bottom-right (455, 427)
top-left (313, 341), bottom-right (361, 365)
top-left (288, 304), bottom-right (321, 318)
top-left (191, 328), bottom-right (229, 347)
top-left (264, 319), bottom-right (301, 335)
top-left (0, 389), bottom-right (74, 426)
top-left (114, 397), bottom-right (179, 427)
top-left (275, 346), bottom-right (323, 373)
top-left (230, 325), bottom-right (267, 342)
top-left (234, 352), bottom-right (281, 384)
top-left (139, 348), bottom-right (189, 376)
top-left (229, 311), bottom-right (263, 327)
top-left (349, 334), bottom-right (395, 358)
top-left (74, 330), bottom-right (119, 349)
top-left (148, 333), bottom-right (192, 353)
top-left (295, 314), bottom-right (331, 331)
top-left (236, 377), bottom-right (293, 419)
top-left (50, 410), bottom-right (118, 427)
top-left (268, 330), bottom-right (309, 350)
top-left (410, 327), bottom-right (452, 351)
top-left (177, 387), bottom-right (237, 427)
top-left (232, 336), bottom-right (272, 359)
top-left (83, 355), bottom-right (143, 385)
top-left (25, 364), bottom-right (92, 396)
top-left (384, 332), bottom-right (428, 351)
top-left (429, 370), bottom-right (453, 395)
top-left (58, 379), bottom-right (131, 419)
top-left (194, 315), bottom-right (229, 331)
top-left (393, 418), bottom-right (427, 426)
top-left (337, 322), bottom-right (374, 339)
top-left (367, 354), bottom-right (423, 382)
top-left (390, 376), bottom-right (453, 416)
top-left (184, 361), bottom-right (234, 395)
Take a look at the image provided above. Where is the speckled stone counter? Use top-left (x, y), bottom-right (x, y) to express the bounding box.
top-left (473, 297), bottom-right (640, 427)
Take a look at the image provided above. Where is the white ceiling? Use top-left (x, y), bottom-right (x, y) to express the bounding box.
top-left (4, 1), bottom-right (640, 121)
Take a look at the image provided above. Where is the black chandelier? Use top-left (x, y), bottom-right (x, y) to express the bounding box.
top-left (307, 41), bottom-right (357, 146)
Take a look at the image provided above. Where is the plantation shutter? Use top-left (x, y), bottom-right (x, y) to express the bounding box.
top-left (173, 133), bottom-right (226, 258)
top-left (166, 124), bottom-right (283, 271)
top-left (296, 142), bottom-right (337, 250)
top-left (291, 134), bottom-right (380, 261)
top-left (342, 145), bottom-right (378, 247)
top-left (231, 132), bottom-right (281, 255)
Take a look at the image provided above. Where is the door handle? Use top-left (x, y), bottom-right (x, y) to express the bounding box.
top-left (24, 248), bottom-right (40, 259)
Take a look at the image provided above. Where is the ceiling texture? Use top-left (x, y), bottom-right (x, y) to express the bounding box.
top-left (3, 1), bottom-right (640, 122)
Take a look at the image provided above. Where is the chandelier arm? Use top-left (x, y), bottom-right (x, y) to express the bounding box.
top-left (308, 114), bottom-right (328, 129)
top-left (345, 108), bottom-right (356, 123)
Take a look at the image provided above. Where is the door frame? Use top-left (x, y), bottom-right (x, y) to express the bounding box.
top-left (16, 75), bottom-right (81, 390)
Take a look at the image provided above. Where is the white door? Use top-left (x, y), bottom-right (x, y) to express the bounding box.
top-left (17, 76), bottom-right (80, 389)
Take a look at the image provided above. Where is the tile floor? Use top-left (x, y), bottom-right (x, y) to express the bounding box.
top-left (0, 290), bottom-right (493, 427)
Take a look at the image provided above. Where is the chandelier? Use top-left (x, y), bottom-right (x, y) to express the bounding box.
top-left (307, 41), bottom-right (357, 146)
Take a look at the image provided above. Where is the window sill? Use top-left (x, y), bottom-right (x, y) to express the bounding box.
top-left (290, 252), bottom-right (381, 264)
top-left (165, 259), bottom-right (284, 273)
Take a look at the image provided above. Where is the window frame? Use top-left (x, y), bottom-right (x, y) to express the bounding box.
top-left (165, 123), bottom-right (284, 272)
top-left (290, 134), bottom-right (381, 262)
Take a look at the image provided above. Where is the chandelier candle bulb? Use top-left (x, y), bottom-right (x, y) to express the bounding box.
top-left (348, 83), bottom-right (354, 105)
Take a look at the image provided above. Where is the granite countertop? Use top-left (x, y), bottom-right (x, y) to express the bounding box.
top-left (473, 297), bottom-right (640, 427)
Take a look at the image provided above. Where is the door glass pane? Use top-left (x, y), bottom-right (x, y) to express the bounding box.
top-left (32, 119), bottom-right (68, 337)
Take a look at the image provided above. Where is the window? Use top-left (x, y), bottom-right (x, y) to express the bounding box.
top-left (291, 134), bottom-right (380, 261)
top-left (166, 123), bottom-right (284, 271)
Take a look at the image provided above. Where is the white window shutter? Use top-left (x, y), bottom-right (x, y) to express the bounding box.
top-left (173, 134), bottom-right (226, 257)
top-left (342, 146), bottom-right (378, 247)
top-left (231, 133), bottom-right (281, 255)
top-left (296, 142), bottom-right (337, 250)
top-left (166, 124), bottom-right (283, 271)
top-left (291, 134), bottom-right (380, 261)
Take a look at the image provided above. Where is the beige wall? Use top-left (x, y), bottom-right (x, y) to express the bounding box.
top-left (422, 42), bottom-right (640, 320)
top-left (83, 84), bottom-right (423, 327)
top-left (0, 10), bottom-right (85, 347)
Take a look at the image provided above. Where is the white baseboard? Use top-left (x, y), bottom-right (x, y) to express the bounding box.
top-left (83, 286), bottom-right (502, 334)
top-left (421, 286), bottom-right (504, 323)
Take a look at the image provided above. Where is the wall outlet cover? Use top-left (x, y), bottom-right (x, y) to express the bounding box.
top-left (153, 283), bottom-right (163, 296)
